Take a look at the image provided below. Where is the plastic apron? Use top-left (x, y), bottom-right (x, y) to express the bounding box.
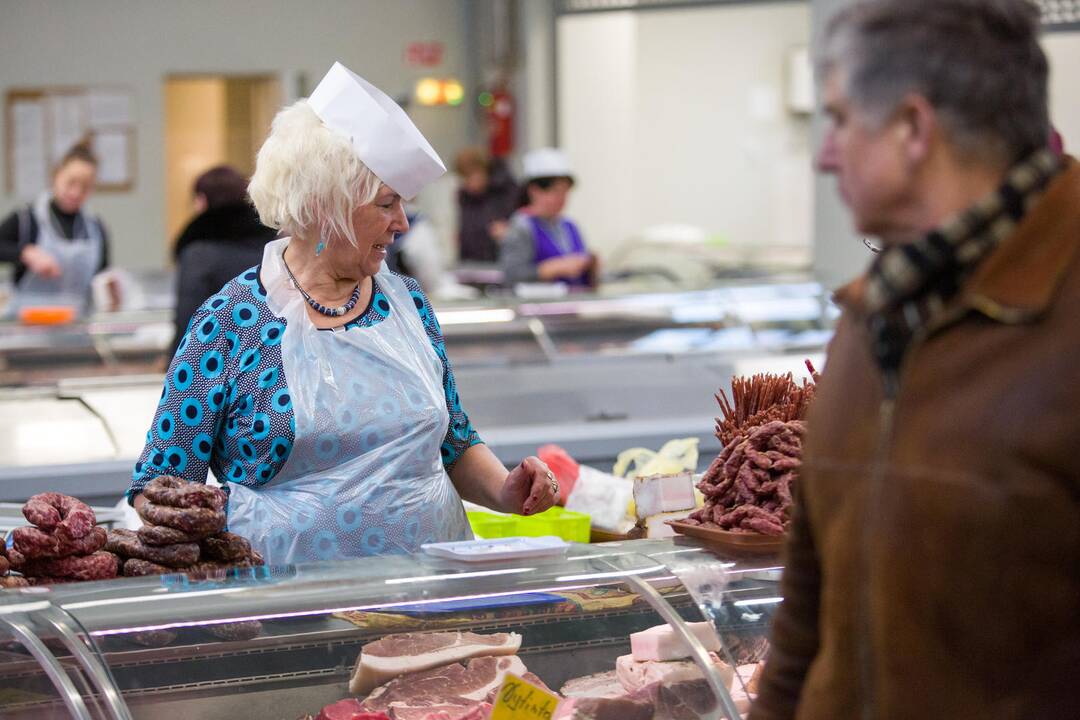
top-left (227, 238), bottom-right (471, 565)
top-left (13, 193), bottom-right (103, 313)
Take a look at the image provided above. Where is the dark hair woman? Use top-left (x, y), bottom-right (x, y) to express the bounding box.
top-left (169, 165), bottom-right (278, 358)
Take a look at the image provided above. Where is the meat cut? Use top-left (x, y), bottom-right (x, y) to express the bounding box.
top-left (559, 671), bottom-right (626, 699)
top-left (629, 621), bottom-right (721, 662)
top-left (615, 653), bottom-right (733, 692)
top-left (350, 631), bottom-right (522, 694)
top-left (360, 656), bottom-right (526, 717)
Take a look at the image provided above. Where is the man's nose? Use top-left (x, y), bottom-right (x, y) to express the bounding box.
top-left (816, 129), bottom-right (839, 173)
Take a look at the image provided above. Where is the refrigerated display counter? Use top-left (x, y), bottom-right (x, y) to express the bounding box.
top-left (0, 537), bottom-right (781, 719)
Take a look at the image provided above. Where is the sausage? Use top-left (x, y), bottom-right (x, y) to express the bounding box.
top-left (17, 551), bottom-right (119, 581)
top-left (0, 556), bottom-right (9, 575)
top-left (105, 529), bottom-right (199, 568)
top-left (143, 476), bottom-right (227, 510)
top-left (138, 524), bottom-right (203, 546)
top-left (26, 576), bottom-right (76, 585)
top-left (184, 558), bottom-right (255, 580)
top-left (123, 558), bottom-right (175, 577)
top-left (137, 502), bottom-right (226, 536)
top-left (0, 575), bottom-right (30, 588)
top-left (11, 526), bottom-right (58, 559)
top-left (204, 620), bottom-right (262, 641)
top-left (12, 525), bottom-right (107, 560)
top-left (126, 629), bottom-right (178, 648)
top-left (201, 532), bottom-right (252, 563)
top-left (22, 493), bottom-right (96, 540)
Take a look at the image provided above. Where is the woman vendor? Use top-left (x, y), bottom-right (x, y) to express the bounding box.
top-left (0, 142), bottom-right (111, 313)
top-left (499, 147), bottom-right (598, 289)
top-left (129, 63), bottom-right (559, 564)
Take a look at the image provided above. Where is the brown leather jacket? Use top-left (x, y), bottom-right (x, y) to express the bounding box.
top-left (751, 159), bottom-right (1080, 720)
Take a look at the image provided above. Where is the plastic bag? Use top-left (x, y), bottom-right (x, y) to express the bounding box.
top-left (538, 444), bottom-right (580, 504)
top-left (612, 438), bottom-right (700, 479)
top-left (565, 466), bottom-right (635, 533)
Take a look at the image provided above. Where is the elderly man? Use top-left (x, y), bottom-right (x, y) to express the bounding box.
top-left (752, 1), bottom-right (1080, 718)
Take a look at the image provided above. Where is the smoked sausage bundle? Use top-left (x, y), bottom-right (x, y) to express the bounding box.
top-left (687, 362), bottom-right (818, 536)
top-left (6, 494), bottom-right (119, 586)
top-left (107, 477), bottom-right (262, 583)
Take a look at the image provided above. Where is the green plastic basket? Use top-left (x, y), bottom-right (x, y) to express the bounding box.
top-left (467, 506), bottom-right (591, 543)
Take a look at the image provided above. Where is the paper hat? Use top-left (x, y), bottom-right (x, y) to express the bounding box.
top-left (308, 62), bottom-right (446, 200)
top-left (522, 148), bottom-right (574, 182)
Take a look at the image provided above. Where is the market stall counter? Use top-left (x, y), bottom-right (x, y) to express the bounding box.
top-left (0, 537), bottom-right (780, 720)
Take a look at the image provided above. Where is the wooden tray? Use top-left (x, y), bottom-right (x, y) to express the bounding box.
top-left (666, 520), bottom-right (785, 554)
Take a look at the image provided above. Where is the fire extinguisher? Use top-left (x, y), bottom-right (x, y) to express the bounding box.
top-left (486, 86), bottom-right (515, 159)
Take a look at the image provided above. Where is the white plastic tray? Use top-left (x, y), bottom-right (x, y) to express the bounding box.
top-left (421, 536), bottom-right (571, 562)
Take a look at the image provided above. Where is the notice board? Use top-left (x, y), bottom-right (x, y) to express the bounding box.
top-left (5, 86), bottom-right (136, 199)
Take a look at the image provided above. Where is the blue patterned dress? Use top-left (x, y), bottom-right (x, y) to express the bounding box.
top-left (130, 267), bottom-right (482, 503)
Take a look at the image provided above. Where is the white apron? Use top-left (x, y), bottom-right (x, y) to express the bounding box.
top-left (227, 238), bottom-right (471, 565)
top-left (13, 194), bottom-right (103, 313)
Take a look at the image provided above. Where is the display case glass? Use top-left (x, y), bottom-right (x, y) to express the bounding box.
top-left (0, 538), bottom-right (781, 720)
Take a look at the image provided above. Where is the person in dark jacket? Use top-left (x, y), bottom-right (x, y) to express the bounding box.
top-left (454, 147), bottom-right (518, 263)
top-left (751, 1), bottom-right (1079, 718)
top-left (170, 166), bottom-right (277, 357)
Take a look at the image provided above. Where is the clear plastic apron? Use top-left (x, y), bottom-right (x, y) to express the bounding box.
top-left (227, 238), bottom-right (471, 565)
top-left (13, 193), bottom-right (102, 313)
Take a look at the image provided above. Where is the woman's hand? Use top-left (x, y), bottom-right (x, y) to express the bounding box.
top-left (498, 456), bottom-right (560, 516)
top-left (537, 254), bottom-right (592, 281)
top-left (20, 245), bottom-right (62, 279)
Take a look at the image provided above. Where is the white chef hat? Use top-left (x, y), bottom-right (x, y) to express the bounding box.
top-left (522, 147), bottom-right (574, 182)
top-left (308, 62), bottom-right (446, 200)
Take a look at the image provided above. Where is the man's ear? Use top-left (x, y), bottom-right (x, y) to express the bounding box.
top-left (894, 92), bottom-right (936, 166)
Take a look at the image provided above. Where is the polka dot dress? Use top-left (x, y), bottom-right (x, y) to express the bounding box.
top-left (130, 267), bottom-right (481, 500)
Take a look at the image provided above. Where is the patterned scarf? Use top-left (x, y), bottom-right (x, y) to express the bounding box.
top-left (864, 149), bottom-right (1062, 376)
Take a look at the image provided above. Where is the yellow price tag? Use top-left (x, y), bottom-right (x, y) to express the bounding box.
top-left (490, 672), bottom-right (560, 720)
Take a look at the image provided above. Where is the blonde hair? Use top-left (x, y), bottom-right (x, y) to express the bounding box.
top-left (248, 100), bottom-right (383, 247)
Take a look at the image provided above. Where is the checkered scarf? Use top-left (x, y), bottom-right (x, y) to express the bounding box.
top-left (864, 149), bottom-right (1062, 375)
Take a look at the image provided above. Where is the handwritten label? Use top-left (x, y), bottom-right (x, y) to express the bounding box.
top-left (491, 672), bottom-right (560, 720)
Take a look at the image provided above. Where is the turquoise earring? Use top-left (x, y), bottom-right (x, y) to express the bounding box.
top-left (315, 241), bottom-right (326, 256)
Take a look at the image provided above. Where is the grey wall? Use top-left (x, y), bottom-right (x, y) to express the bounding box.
top-left (809, 0), bottom-right (867, 291)
top-left (0, 0), bottom-right (471, 270)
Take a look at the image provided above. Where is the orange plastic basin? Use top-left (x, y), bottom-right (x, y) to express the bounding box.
top-left (18, 305), bottom-right (77, 325)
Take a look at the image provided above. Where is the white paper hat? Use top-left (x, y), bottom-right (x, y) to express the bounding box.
top-left (308, 62), bottom-right (446, 200)
top-left (522, 147), bottom-right (574, 182)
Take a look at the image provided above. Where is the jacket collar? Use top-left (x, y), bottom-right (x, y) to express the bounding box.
top-left (835, 157), bottom-right (1080, 327)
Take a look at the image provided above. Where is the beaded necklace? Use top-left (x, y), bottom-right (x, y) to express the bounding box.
top-left (281, 254), bottom-right (361, 317)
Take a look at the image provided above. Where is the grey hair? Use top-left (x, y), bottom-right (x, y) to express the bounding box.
top-left (820, 0), bottom-right (1049, 165)
top-left (248, 100), bottom-right (383, 248)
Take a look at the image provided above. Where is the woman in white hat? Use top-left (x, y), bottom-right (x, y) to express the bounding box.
top-left (128, 63), bottom-right (560, 565)
top-left (499, 147), bottom-right (598, 289)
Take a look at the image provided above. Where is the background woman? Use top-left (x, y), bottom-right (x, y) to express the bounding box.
top-left (169, 165), bottom-right (277, 358)
top-left (499, 147), bottom-right (597, 288)
top-left (0, 142), bottom-right (110, 313)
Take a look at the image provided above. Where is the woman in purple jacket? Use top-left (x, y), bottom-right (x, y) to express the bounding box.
top-left (499, 148), bottom-right (598, 289)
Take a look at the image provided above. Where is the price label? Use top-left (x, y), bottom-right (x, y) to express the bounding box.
top-left (490, 672), bottom-right (560, 720)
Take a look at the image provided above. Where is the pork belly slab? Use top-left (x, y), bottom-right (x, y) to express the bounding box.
top-left (350, 631), bottom-right (523, 694)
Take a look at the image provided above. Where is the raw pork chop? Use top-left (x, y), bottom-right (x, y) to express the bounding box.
top-left (351, 632), bottom-right (522, 694)
top-left (315, 698), bottom-right (389, 720)
top-left (360, 656), bottom-right (527, 715)
top-left (559, 671), bottom-right (627, 699)
top-left (615, 652), bottom-right (734, 692)
top-left (552, 696), bottom-right (653, 720)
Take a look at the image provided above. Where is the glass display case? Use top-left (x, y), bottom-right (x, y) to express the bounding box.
top-left (0, 538), bottom-right (782, 720)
